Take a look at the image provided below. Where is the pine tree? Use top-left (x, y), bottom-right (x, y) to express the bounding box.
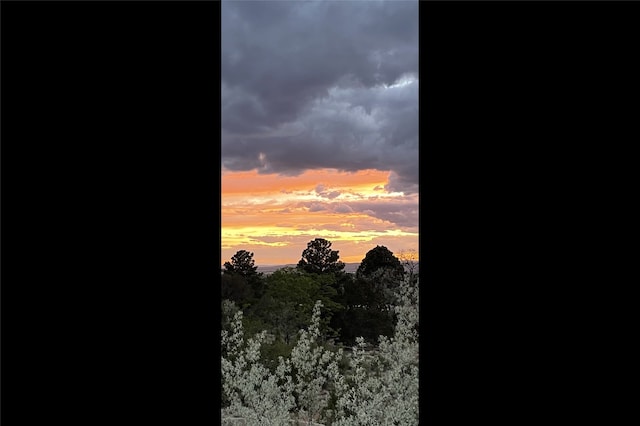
top-left (224, 250), bottom-right (259, 277)
top-left (297, 238), bottom-right (345, 275)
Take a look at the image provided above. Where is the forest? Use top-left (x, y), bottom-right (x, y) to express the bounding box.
top-left (221, 238), bottom-right (419, 425)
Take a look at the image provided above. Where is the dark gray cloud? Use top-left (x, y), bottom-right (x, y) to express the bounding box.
top-left (222, 0), bottom-right (418, 194)
top-left (347, 197), bottom-right (418, 229)
top-left (315, 184), bottom-right (342, 199)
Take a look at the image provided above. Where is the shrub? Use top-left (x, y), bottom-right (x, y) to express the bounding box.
top-left (221, 310), bottom-right (296, 425)
top-left (260, 338), bottom-right (295, 373)
top-left (331, 276), bottom-right (419, 425)
top-left (221, 276), bottom-right (419, 425)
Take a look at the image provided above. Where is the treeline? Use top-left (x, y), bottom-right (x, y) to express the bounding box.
top-left (221, 238), bottom-right (419, 361)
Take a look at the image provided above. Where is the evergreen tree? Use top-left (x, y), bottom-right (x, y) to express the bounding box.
top-left (356, 245), bottom-right (404, 280)
top-left (297, 238), bottom-right (345, 275)
top-left (223, 250), bottom-right (265, 301)
top-left (356, 245), bottom-right (404, 306)
top-left (335, 246), bottom-right (406, 346)
top-left (224, 250), bottom-right (259, 276)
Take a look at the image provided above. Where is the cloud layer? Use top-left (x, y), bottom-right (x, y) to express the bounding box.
top-left (221, 169), bottom-right (418, 265)
top-left (222, 0), bottom-right (419, 195)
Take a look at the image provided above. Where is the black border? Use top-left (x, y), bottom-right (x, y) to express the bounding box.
top-left (421, 1), bottom-right (638, 422)
top-left (2, 1), bottom-right (637, 425)
top-left (2, 2), bottom-right (220, 424)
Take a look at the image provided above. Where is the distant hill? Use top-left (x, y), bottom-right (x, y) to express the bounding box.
top-left (256, 262), bottom-right (361, 275)
top-left (223, 262), bottom-right (419, 276)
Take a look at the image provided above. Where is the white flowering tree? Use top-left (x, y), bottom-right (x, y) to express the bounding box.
top-left (331, 276), bottom-right (419, 425)
top-left (221, 310), bottom-right (297, 425)
top-left (290, 301), bottom-right (343, 424)
top-left (221, 276), bottom-right (419, 426)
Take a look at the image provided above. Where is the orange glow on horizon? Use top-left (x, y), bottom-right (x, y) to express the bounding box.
top-left (221, 168), bottom-right (418, 266)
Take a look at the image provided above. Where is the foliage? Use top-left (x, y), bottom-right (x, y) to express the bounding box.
top-left (221, 273), bottom-right (254, 307)
top-left (334, 305), bottom-right (395, 346)
top-left (356, 245), bottom-right (405, 308)
top-left (334, 252), bottom-right (403, 346)
top-left (331, 275), bottom-right (419, 425)
top-left (221, 302), bottom-right (342, 425)
top-left (221, 299), bottom-right (240, 333)
top-left (289, 301), bottom-right (343, 424)
top-left (221, 309), bottom-right (296, 425)
top-left (220, 274), bottom-right (419, 425)
top-left (260, 338), bottom-right (295, 373)
top-left (356, 245), bottom-right (404, 280)
top-left (297, 238), bottom-right (346, 275)
top-left (223, 250), bottom-right (259, 276)
top-left (222, 250), bottom-right (265, 302)
top-left (259, 267), bottom-right (342, 344)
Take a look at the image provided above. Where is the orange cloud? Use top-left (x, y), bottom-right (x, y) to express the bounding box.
top-left (221, 168), bottom-right (418, 266)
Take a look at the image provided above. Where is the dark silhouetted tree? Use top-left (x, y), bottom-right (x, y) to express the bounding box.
top-left (223, 250), bottom-right (264, 300)
top-left (334, 246), bottom-right (405, 346)
top-left (297, 238), bottom-right (345, 275)
top-left (356, 245), bottom-right (404, 280)
top-left (356, 246), bottom-right (405, 307)
top-left (224, 250), bottom-right (258, 276)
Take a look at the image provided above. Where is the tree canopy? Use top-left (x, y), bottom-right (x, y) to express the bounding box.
top-left (256, 267), bottom-right (342, 344)
top-left (222, 250), bottom-right (264, 303)
top-left (356, 245), bottom-right (404, 279)
top-left (221, 242), bottom-right (414, 347)
top-left (223, 250), bottom-right (259, 277)
top-left (330, 246), bottom-right (406, 345)
top-left (221, 273), bottom-right (253, 306)
top-left (297, 238), bottom-right (345, 275)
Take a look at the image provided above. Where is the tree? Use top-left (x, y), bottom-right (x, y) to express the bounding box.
top-left (356, 246), bottom-right (404, 307)
top-left (259, 267), bottom-right (342, 344)
top-left (221, 310), bottom-right (297, 424)
top-left (220, 276), bottom-right (419, 425)
top-left (297, 238), bottom-right (345, 275)
top-left (221, 301), bottom-right (344, 425)
top-left (338, 272), bottom-right (396, 345)
top-left (223, 250), bottom-right (264, 300)
top-left (221, 273), bottom-right (253, 306)
top-left (223, 250), bottom-right (258, 276)
top-left (333, 246), bottom-right (406, 346)
top-left (331, 276), bottom-right (419, 425)
top-left (356, 245), bottom-right (404, 306)
top-left (356, 245), bottom-right (404, 280)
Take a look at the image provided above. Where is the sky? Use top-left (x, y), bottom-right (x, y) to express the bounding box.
top-left (221, 0), bottom-right (418, 267)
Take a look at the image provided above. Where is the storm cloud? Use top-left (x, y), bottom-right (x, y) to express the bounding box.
top-left (222, 0), bottom-right (418, 195)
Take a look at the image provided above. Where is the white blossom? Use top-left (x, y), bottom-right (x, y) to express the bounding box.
top-left (221, 276), bottom-right (419, 425)
top-left (331, 276), bottom-right (419, 425)
top-left (221, 311), bottom-right (296, 425)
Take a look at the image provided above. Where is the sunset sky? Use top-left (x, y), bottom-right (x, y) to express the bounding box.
top-left (221, 0), bottom-right (418, 267)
